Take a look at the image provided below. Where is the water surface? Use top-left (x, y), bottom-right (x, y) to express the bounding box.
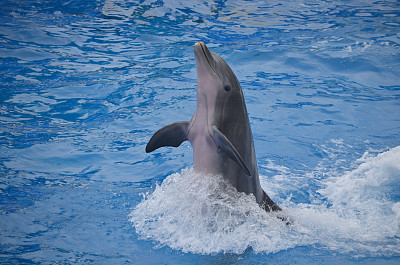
top-left (1, 0), bottom-right (399, 264)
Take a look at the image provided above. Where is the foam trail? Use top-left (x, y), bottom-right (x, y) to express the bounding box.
top-left (313, 145), bottom-right (400, 256)
top-left (130, 146), bottom-right (400, 256)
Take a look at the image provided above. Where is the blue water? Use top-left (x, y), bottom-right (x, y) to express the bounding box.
top-left (1, 0), bottom-right (400, 264)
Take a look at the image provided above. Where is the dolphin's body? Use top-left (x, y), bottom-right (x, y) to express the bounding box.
top-left (146, 42), bottom-right (280, 212)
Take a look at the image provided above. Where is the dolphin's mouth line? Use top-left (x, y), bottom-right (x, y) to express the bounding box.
top-left (199, 43), bottom-right (221, 79)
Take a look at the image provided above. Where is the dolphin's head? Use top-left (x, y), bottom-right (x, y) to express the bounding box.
top-left (194, 42), bottom-right (240, 96)
top-left (194, 42), bottom-right (243, 126)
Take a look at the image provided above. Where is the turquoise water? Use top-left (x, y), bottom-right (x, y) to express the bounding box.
top-left (1, 0), bottom-right (400, 264)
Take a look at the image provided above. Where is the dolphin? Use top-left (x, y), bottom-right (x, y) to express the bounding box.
top-left (146, 42), bottom-right (281, 212)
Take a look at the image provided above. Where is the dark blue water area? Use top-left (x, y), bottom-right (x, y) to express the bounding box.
top-left (1, 0), bottom-right (400, 264)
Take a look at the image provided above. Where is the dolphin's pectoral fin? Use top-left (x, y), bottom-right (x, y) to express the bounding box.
top-left (212, 125), bottom-right (251, 176)
top-left (146, 121), bottom-right (189, 153)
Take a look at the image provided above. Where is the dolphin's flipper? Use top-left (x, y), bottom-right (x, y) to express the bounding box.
top-left (146, 121), bottom-right (189, 153)
top-left (212, 125), bottom-right (251, 176)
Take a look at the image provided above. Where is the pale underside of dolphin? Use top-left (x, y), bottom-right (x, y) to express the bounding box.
top-left (146, 42), bottom-right (281, 212)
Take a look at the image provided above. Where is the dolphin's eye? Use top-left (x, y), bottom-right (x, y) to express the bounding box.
top-left (224, 85), bottom-right (231, 92)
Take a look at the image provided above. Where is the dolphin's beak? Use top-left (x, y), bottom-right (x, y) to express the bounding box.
top-left (195, 42), bottom-right (213, 66)
top-left (194, 42), bottom-right (218, 79)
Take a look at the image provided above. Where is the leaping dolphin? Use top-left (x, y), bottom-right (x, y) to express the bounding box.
top-left (146, 42), bottom-right (281, 212)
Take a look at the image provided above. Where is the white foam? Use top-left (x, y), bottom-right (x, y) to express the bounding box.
top-left (130, 146), bottom-right (400, 256)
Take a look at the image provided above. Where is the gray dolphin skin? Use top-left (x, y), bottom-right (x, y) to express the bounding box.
top-left (146, 42), bottom-right (281, 212)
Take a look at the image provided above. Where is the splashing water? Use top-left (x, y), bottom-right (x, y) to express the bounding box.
top-left (130, 146), bottom-right (400, 257)
top-left (130, 168), bottom-right (294, 254)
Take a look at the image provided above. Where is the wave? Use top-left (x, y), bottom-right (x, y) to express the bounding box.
top-left (130, 145), bottom-right (400, 256)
